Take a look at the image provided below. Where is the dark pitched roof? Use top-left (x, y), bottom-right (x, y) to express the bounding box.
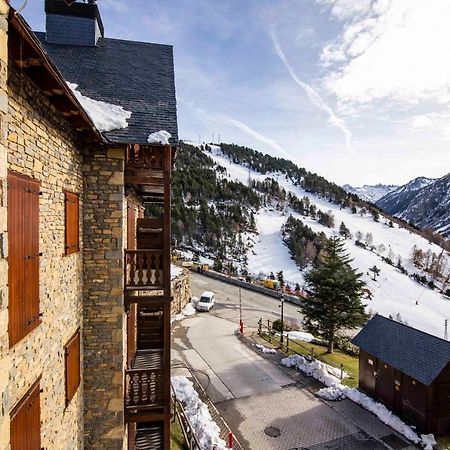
top-left (35, 33), bottom-right (178, 145)
top-left (352, 314), bottom-right (450, 385)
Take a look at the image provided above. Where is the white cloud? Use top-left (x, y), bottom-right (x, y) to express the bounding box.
top-left (412, 115), bottom-right (433, 129)
top-left (269, 28), bottom-right (353, 153)
top-left (320, 0), bottom-right (450, 106)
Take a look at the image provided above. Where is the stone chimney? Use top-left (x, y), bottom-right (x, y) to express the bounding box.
top-left (45, 0), bottom-right (104, 46)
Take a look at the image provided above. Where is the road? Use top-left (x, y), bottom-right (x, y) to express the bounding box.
top-left (189, 271), bottom-right (303, 330)
top-left (172, 272), bottom-right (418, 450)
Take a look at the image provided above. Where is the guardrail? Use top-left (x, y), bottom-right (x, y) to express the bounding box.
top-left (189, 268), bottom-right (304, 306)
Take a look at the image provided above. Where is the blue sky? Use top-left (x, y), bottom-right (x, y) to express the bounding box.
top-left (13, 0), bottom-right (450, 186)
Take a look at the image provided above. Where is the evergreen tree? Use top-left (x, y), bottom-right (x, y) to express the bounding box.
top-left (301, 236), bottom-right (368, 353)
top-left (339, 222), bottom-right (351, 239)
top-left (277, 270), bottom-right (285, 287)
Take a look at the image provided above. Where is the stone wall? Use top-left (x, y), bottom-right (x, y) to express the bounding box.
top-left (0, 56), bottom-right (85, 450)
top-left (0, 2), bottom-right (9, 448)
top-left (171, 268), bottom-right (191, 315)
top-left (82, 147), bottom-right (125, 450)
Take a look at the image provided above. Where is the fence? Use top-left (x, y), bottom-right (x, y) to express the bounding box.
top-left (257, 318), bottom-right (346, 381)
top-left (171, 386), bottom-right (201, 450)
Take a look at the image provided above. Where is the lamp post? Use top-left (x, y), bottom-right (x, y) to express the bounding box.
top-left (279, 294), bottom-right (285, 345)
top-left (239, 287), bottom-right (243, 334)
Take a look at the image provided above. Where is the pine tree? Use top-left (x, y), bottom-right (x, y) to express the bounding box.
top-left (301, 236), bottom-right (368, 353)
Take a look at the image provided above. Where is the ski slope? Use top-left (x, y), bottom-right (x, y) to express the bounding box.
top-left (205, 145), bottom-right (450, 338)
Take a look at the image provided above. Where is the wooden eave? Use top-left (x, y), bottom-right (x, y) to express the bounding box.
top-left (8, 10), bottom-right (104, 143)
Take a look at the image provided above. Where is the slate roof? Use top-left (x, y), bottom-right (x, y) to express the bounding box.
top-left (352, 314), bottom-right (450, 386)
top-left (35, 32), bottom-right (178, 145)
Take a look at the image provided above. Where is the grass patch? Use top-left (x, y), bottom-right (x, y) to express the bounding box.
top-left (437, 436), bottom-right (450, 449)
top-left (171, 415), bottom-right (188, 450)
top-left (261, 333), bottom-right (359, 388)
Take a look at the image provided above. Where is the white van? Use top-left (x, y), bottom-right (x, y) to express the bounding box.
top-left (196, 291), bottom-right (215, 311)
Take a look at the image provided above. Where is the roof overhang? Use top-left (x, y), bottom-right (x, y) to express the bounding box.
top-left (8, 9), bottom-right (104, 143)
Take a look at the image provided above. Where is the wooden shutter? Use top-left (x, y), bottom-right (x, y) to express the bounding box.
top-left (65, 329), bottom-right (81, 405)
top-left (64, 191), bottom-right (79, 255)
top-left (8, 172), bottom-right (40, 347)
top-left (10, 379), bottom-right (41, 450)
top-left (127, 202), bottom-right (136, 249)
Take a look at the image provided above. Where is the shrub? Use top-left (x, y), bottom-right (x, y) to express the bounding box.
top-left (272, 319), bottom-right (292, 333)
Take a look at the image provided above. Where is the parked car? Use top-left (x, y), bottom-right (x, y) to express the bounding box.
top-left (196, 291), bottom-right (215, 311)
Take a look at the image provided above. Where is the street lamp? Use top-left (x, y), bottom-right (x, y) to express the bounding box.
top-left (279, 294), bottom-right (285, 345)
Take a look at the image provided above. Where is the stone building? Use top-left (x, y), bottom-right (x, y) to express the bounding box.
top-left (0, 1), bottom-right (180, 449)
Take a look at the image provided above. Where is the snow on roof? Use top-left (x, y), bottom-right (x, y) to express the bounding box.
top-left (148, 130), bottom-right (171, 145)
top-left (67, 82), bottom-right (131, 132)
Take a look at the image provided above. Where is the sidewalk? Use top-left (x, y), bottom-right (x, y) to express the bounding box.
top-left (228, 331), bottom-right (420, 450)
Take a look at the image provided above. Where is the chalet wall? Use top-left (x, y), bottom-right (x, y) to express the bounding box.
top-left (1, 58), bottom-right (84, 450)
top-left (82, 147), bottom-right (125, 450)
top-left (0, 2), bottom-right (9, 449)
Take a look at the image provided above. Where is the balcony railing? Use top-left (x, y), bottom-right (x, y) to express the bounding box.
top-left (125, 367), bottom-right (164, 412)
top-left (125, 250), bottom-right (164, 291)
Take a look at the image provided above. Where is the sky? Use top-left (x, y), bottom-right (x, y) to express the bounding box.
top-left (12, 0), bottom-right (450, 186)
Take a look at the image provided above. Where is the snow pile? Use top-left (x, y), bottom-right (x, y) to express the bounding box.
top-left (254, 344), bottom-right (276, 354)
top-left (147, 130), bottom-right (171, 144)
top-left (281, 354), bottom-right (348, 384)
top-left (171, 302), bottom-right (196, 323)
top-left (284, 331), bottom-right (315, 342)
top-left (172, 376), bottom-right (226, 450)
top-left (317, 385), bottom-right (422, 444)
top-left (171, 264), bottom-right (184, 280)
top-left (421, 433), bottom-right (437, 450)
top-left (67, 82), bottom-right (131, 132)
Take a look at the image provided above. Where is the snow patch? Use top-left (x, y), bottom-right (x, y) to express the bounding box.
top-left (171, 264), bottom-right (184, 280)
top-left (171, 376), bottom-right (227, 450)
top-left (171, 301), bottom-right (196, 323)
top-left (254, 344), bottom-right (276, 354)
top-left (67, 82), bottom-right (131, 132)
top-left (147, 130), bottom-right (171, 145)
top-left (284, 331), bottom-right (315, 342)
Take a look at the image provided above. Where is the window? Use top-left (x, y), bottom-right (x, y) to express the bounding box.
top-left (64, 191), bottom-right (79, 255)
top-left (64, 329), bottom-right (81, 405)
top-left (8, 172), bottom-right (40, 347)
top-left (10, 378), bottom-right (41, 450)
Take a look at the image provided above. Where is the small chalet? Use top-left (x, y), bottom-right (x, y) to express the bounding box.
top-left (352, 315), bottom-right (450, 435)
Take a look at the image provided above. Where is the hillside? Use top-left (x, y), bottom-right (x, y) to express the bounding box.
top-left (173, 142), bottom-right (450, 338)
top-left (376, 175), bottom-right (450, 237)
top-left (343, 183), bottom-right (398, 203)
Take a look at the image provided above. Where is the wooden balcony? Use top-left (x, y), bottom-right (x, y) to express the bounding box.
top-left (125, 250), bottom-right (164, 292)
top-left (125, 350), bottom-right (166, 423)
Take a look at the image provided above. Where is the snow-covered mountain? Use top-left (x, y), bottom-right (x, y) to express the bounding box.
top-left (376, 175), bottom-right (450, 236)
top-left (343, 183), bottom-right (398, 203)
top-left (180, 143), bottom-right (450, 339)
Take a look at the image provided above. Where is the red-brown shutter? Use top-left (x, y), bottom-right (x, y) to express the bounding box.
top-left (64, 191), bottom-right (79, 255)
top-left (8, 172), bottom-right (40, 347)
top-left (127, 202), bottom-right (136, 249)
top-left (65, 330), bottom-right (81, 405)
top-left (10, 379), bottom-right (41, 450)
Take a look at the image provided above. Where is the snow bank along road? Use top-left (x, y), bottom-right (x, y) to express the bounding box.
top-left (172, 274), bottom-right (419, 450)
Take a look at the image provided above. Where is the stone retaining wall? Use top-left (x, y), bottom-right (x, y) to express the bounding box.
top-left (171, 268), bottom-right (191, 315)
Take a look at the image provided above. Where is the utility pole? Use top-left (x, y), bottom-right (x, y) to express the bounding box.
top-left (445, 319), bottom-right (448, 341)
top-left (239, 287), bottom-right (243, 334)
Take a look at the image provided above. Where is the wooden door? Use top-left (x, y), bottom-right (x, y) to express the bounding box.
top-left (127, 203), bottom-right (136, 250)
top-left (376, 361), bottom-right (395, 408)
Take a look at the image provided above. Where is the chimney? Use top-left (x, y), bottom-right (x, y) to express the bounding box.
top-left (45, 0), bottom-right (104, 46)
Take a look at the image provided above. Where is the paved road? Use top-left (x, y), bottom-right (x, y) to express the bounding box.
top-left (189, 271), bottom-right (303, 330)
top-left (172, 272), bottom-right (419, 450)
